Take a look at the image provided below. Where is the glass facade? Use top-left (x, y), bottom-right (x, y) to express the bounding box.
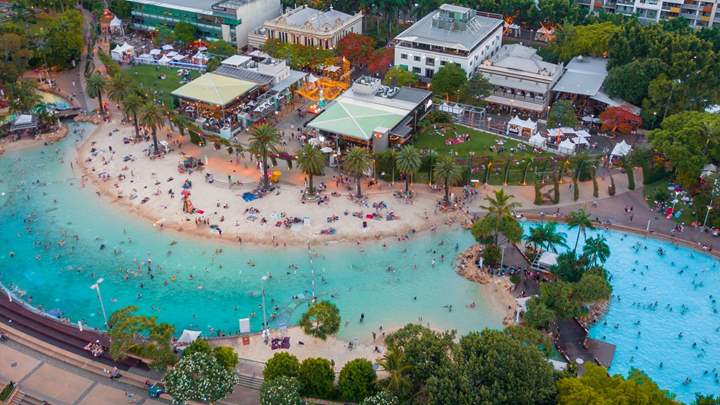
top-left (130, 2), bottom-right (241, 41)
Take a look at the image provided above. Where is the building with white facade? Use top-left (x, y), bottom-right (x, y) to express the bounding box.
top-left (575, 0), bottom-right (719, 28)
top-left (392, 4), bottom-right (503, 80)
top-left (477, 44), bottom-right (563, 118)
top-left (128, 0), bottom-right (282, 49)
top-left (248, 5), bottom-right (363, 49)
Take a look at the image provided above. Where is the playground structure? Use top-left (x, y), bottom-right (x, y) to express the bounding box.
top-left (295, 58), bottom-right (352, 109)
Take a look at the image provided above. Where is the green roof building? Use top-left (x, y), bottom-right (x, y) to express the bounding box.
top-left (128, 0), bottom-right (282, 49)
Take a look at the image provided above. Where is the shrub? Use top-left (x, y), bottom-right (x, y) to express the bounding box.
top-left (213, 346), bottom-right (239, 371)
top-left (509, 274), bottom-right (521, 285)
top-left (424, 111), bottom-right (451, 124)
top-left (0, 383), bottom-right (15, 401)
top-left (361, 390), bottom-right (399, 405)
top-left (182, 339), bottom-right (212, 357)
top-left (264, 352), bottom-right (300, 381)
top-left (299, 358), bottom-right (335, 398)
top-left (338, 359), bottom-right (377, 402)
top-left (260, 376), bottom-right (304, 405)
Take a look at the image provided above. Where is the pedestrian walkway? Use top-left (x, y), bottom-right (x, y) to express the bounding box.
top-left (0, 343), bottom-right (164, 405)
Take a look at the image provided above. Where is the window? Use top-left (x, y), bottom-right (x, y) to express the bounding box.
top-left (412, 67), bottom-right (421, 74)
top-left (425, 68), bottom-right (434, 78)
top-left (440, 60), bottom-right (447, 66)
top-left (400, 53), bottom-right (408, 60)
top-left (426, 57), bottom-right (435, 66)
top-left (414, 55), bottom-right (421, 62)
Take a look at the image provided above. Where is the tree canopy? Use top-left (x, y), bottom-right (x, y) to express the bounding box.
top-left (164, 351), bottom-right (239, 404)
top-left (552, 22), bottom-right (621, 62)
top-left (431, 63), bottom-right (467, 99)
top-left (383, 66), bottom-right (419, 87)
top-left (547, 100), bottom-right (578, 128)
top-left (299, 300), bottom-right (341, 340)
top-left (647, 111), bottom-right (720, 188)
top-left (107, 306), bottom-right (175, 371)
top-left (557, 363), bottom-right (678, 404)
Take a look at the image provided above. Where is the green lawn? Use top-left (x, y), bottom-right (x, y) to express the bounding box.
top-left (643, 179), bottom-right (699, 224)
top-left (124, 65), bottom-right (200, 105)
top-left (412, 123), bottom-right (544, 160)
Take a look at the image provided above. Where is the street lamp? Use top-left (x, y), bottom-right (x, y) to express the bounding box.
top-left (260, 275), bottom-right (269, 333)
top-left (89, 278), bottom-right (108, 328)
top-left (703, 204), bottom-right (713, 228)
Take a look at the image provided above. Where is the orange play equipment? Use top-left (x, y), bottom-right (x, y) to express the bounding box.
top-left (295, 58), bottom-right (351, 102)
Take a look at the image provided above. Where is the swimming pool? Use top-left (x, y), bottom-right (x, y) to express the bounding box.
top-left (528, 223), bottom-right (720, 402)
top-left (38, 91), bottom-right (72, 110)
top-left (1, 122), bottom-right (719, 401)
top-left (0, 122), bottom-right (504, 343)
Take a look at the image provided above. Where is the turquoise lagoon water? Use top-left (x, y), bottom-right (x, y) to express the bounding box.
top-left (531, 223), bottom-right (720, 402)
top-left (1, 122), bottom-right (719, 401)
top-left (0, 122), bottom-right (502, 343)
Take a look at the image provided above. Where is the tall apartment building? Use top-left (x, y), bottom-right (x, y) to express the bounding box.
top-left (392, 4), bottom-right (503, 80)
top-left (576, 0), bottom-right (719, 28)
top-left (127, 0), bottom-right (282, 49)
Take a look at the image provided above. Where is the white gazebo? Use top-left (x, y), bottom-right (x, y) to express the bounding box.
top-left (110, 42), bottom-right (134, 62)
top-left (610, 140), bottom-right (632, 158)
top-left (506, 115), bottom-right (537, 137)
top-left (109, 16), bottom-right (123, 34)
top-left (158, 55), bottom-right (172, 65)
top-left (529, 133), bottom-right (546, 148)
top-left (149, 49), bottom-right (162, 57)
top-left (573, 136), bottom-right (590, 149)
top-left (558, 138), bottom-right (576, 155)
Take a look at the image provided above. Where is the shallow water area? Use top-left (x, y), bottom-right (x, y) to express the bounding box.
top-left (0, 121), bottom-right (503, 345)
top-left (529, 223), bottom-right (720, 402)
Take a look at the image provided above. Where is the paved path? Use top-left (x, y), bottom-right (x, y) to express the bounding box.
top-left (0, 341), bottom-right (164, 405)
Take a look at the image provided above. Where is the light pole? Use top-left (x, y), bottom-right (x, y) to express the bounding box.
top-left (90, 278), bottom-right (108, 328)
top-left (703, 204), bottom-right (713, 228)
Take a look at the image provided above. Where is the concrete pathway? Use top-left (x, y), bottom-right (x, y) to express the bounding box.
top-left (0, 342), bottom-right (163, 405)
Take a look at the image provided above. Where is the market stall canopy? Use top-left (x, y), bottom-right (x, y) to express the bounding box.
top-left (507, 115), bottom-right (537, 133)
top-left (574, 129), bottom-right (591, 138)
top-left (161, 44), bottom-right (174, 51)
top-left (158, 55), bottom-right (172, 65)
top-left (528, 133), bottom-right (546, 147)
top-left (172, 73), bottom-right (256, 106)
top-left (109, 16), bottom-right (122, 27)
top-left (573, 136), bottom-right (589, 146)
top-left (14, 114), bottom-right (33, 125)
top-left (610, 140), bottom-right (632, 157)
top-left (558, 138), bottom-right (576, 155)
top-left (149, 49), bottom-right (161, 56)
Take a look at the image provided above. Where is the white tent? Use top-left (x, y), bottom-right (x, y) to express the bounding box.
top-left (136, 53), bottom-right (154, 63)
top-left (109, 16), bottom-right (122, 29)
top-left (307, 74), bottom-right (318, 83)
top-left (111, 42), bottom-right (134, 61)
top-left (610, 140), bottom-right (632, 158)
top-left (701, 163), bottom-right (718, 178)
top-left (529, 133), bottom-right (546, 148)
top-left (575, 129), bottom-right (591, 138)
top-left (506, 115), bottom-right (537, 137)
top-left (158, 55), bottom-right (172, 65)
top-left (166, 51), bottom-right (178, 58)
top-left (149, 49), bottom-right (162, 56)
top-left (573, 136), bottom-right (590, 146)
top-left (558, 138), bottom-right (576, 155)
top-left (172, 54), bottom-right (185, 61)
top-left (161, 44), bottom-right (174, 51)
top-left (537, 251), bottom-right (558, 268)
top-left (176, 329), bottom-right (201, 347)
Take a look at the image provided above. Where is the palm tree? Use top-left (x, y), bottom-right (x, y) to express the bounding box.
top-left (396, 146), bottom-right (422, 196)
top-left (433, 156), bottom-right (462, 205)
top-left (139, 102), bottom-right (166, 155)
top-left (107, 73), bottom-right (132, 113)
top-left (583, 235), bottom-right (610, 266)
top-left (168, 111), bottom-right (194, 138)
top-left (376, 349), bottom-right (412, 397)
top-left (525, 222), bottom-right (567, 253)
top-left (343, 147), bottom-right (372, 198)
top-left (296, 143), bottom-right (325, 196)
top-left (122, 93), bottom-right (143, 139)
top-left (248, 124), bottom-right (282, 190)
top-left (481, 189), bottom-right (520, 245)
top-left (566, 208), bottom-right (594, 252)
top-left (86, 72), bottom-right (107, 114)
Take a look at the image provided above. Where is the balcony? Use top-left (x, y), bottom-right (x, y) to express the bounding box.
top-left (492, 89), bottom-right (545, 105)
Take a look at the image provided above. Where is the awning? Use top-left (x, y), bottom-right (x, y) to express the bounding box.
top-left (172, 73), bottom-right (256, 106)
top-left (485, 95), bottom-right (545, 113)
top-left (176, 329), bottom-right (201, 345)
top-left (538, 251), bottom-right (558, 267)
top-left (610, 140), bottom-right (632, 157)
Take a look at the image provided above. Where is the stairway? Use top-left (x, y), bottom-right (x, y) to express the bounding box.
top-left (236, 373), bottom-right (263, 390)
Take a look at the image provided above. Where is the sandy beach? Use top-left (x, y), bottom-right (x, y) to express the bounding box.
top-left (76, 118), bottom-right (468, 247)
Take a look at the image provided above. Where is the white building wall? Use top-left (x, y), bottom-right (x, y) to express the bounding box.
top-left (234, 0), bottom-right (282, 49)
top-left (393, 25), bottom-right (503, 79)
